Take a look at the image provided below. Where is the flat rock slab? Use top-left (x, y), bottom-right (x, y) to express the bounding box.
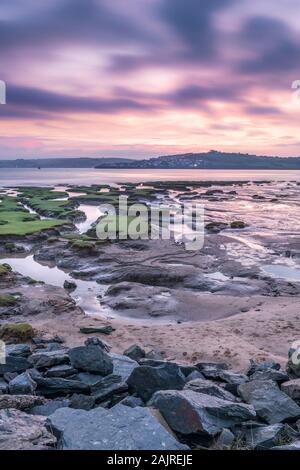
top-left (0, 394), bottom-right (47, 410)
top-left (281, 379), bottom-right (300, 401)
top-left (238, 380), bottom-right (300, 424)
top-left (110, 353), bottom-right (138, 381)
top-left (150, 389), bottom-right (256, 436)
top-left (0, 409), bottom-right (56, 450)
top-left (47, 405), bottom-right (188, 450)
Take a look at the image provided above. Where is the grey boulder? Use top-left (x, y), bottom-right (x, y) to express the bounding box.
top-left (110, 353), bottom-right (138, 381)
top-left (150, 389), bottom-right (256, 436)
top-left (68, 345), bottom-right (113, 376)
top-left (238, 379), bottom-right (300, 424)
top-left (91, 374), bottom-right (128, 403)
top-left (244, 423), bottom-right (296, 450)
top-left (281, 379), bottom-right (300, 401)
top-left (0, 355), bottom-right (30, 376)
top-left (127, 363), bottom-right (186, 402)
top-left (8, 371), bottom-right (37, 395)
top-left (185, 379), bottom-right (238, 402)
top-left (47, 405), bottom-right (188, 450)
top-left (28, 350), bottom-right (69, 370)
top-left (29, 400), bottom-right (70, 416)
top-left (34, 376), bottom-right (90, 397)
top-left (123, 345), bottom-right (145, 362)
top-left (0, 409), bottom-right (56, 450)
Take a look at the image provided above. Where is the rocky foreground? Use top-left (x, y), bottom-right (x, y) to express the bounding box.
top-left (1, 337), bottom-right (300, 450)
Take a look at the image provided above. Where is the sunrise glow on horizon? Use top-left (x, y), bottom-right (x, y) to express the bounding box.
top-left (1, 0), bottom-right (300, 159)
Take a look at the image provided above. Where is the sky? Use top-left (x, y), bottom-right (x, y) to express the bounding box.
top-left (1, 0), bottom-right (300, 159)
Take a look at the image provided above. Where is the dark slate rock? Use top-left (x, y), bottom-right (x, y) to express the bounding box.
top-left (33, 336), bottom-right (64, 345)
top-left (84, 337), bottom-right (111, 352)
top-left (64, 280), bottom-right (77, 291)
top-left (145, 349), bottom-right (165, 360)
top-left (214, 429), bottom-right (235, 449)
top-left (110, 353), bottom-right (138, 381)
top-left (119, 396), bottom-right (144, 408)
top-left (0, 356), bottom-right (31, 376)
top-left (287, 347), bottom-right (300, 378)
top-left (47, 405), bottom-right (188, 450)
top-left (77, 372), bottom-right (104, 387)
top-left (238, 380), bottom-right (300, 424)
top-left (91, 374), bottom-right (128, 403)
top-left (69, 394), bottom-right (95, 411)
top-left (123, 345), bottom-right (145, 362)
top-left (3, 372), bottom-right (18, 383)
top-left (185, 371), bottom-right (205, 382)
top-left (68, 346), bottom-right (113, 376)
top-left (149, 390), bottom-right (256, 437)
top-left (196, 362), bottom-right (228, 379)
top-left (8, 371), bottom-right (37, 395)
top-left (217, 370), bottom-right (249, 394)
top-left (178, 365), bottom-right (200, 377)
top-left (281, 379), bottom-right (300, 401)
top-left (127, 363), bottom-right (186, 402)
top-left (245, 423), bottom-right (297, 450)
top-left (45, 365), bottom-right (78, 378)
top-left (250, 369), bottom-right (289, 383)
top-left (29, 400), bottom-right (70, 416)
top-left (28, 350), bottom-right (69, 370)
top-left (79, 326), bottom-right (115, 335)
top-left (34, 376), bottom-right (90, 397)
top-left (246, 360), bottom-right (281, 377)
top-left (185, 379), bottom-right (238, 402)
top-left (6, 344), bottom-right (31, 357)
top-left (0, 378), bottom-right (8, 394)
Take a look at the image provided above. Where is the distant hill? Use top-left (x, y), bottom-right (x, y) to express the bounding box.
top-left (95, 151), bottom-right (300, 170)
top-left (1, 151), bottom-right (300, 169)
top-left (0, 157), bottom-right (133, 169)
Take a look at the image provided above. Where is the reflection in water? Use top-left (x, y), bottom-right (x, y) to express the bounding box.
top-left (263, 264), bottom-right (300, 282)
top-left (75, 204), bottom-right (103, 234)
top-left (0, 255), bottom-right (111, 317)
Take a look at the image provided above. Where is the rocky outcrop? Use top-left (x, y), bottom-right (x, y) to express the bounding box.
top-left (47, 405), bottom-right (187, 450)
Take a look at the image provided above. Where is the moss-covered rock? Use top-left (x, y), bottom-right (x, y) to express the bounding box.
top-left (230, 221), bottom-right (247, 229)
top-left (0, 264), bottom-right (12, 277)
top-left (0, 323), bottom-right (35, 343)
top-left (0, 295), bottom-right (17, 307)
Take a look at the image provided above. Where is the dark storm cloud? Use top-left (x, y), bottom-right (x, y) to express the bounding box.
top-left (8, 85), bottom-right (152, 114)
top-left (0, 0), bottom-right (153, 52)
top-left (158, 0), bottom-right (235, 59)
top-left (237, 16), bottom-right (300, 74)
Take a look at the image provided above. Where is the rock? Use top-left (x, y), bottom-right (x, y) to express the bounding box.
top-left (127, 363), bottom-right (186, 402)
top-left (0, 378), bottom-right (7, 394)
top-left (214, 429), bottom-right (235, 449)
top-left (0, 409), bottom-right (56, 450)
top-left (178, 365), bottom-right (200, 377)
top-left (0, 355), bottom-right (31, 376)
top-left (145, 349), bottom-right (165, 360)
top-left (110, 353), bottom-right (138, 381)
top-left (205, 222), bottom-right (228, 233)
top-left (63, 280), bottom-right (77, 291)
top-left (250, 369), bottom-right (289, 383)
top-left (244, 423), bottom-right (296, 450)
top-left (218, 370), bottom-right (248, 387)
top-left (28, 350), bottom-right (70, 370)
top-left (281, 379), bottom-right (300, 401)
top-left (230, 221), bottom-right (247, 229)
top-left (69, 394), bottom-right (95, 411)
top-left (84, 337), bottom-right (111, 352)
top-left (119, 396), bottom-right (144, 408)
top-left (238, 380), bottom-right (300, 424)
top-left (150, 390), bottom-right (256, 437)
top-left (33, 335), bottom-right (64, 345)
top-left (68, 345), bottom-right (113, 376)
top-left (34, 376), bottom-right (90, 397)
top-left (8, 371), bottom-right (37, 395)
top-left (45, 364), bottom-right (78, 378)
top-left (47, 405), bottom-right (188, 450)
top-left (3, 372), bottom-right (18, 382)
top-left (0, 394), bottom-right (46, 411)
top-left (29, 400), bottom-right (70, 416)
top-left (287, 347), bottom-right (300, 378)
top-left (185, 371), bottom-right (205, 382)
top-left (77, 372), bottom-right (104, 387)
top-left (0, 323), bottom-right (34, 343)
top-left (123, 345), bottom-right (145, 362)
top-left (196, 362), bottom-right (228, 379)
top-left (272, 440), bottom-right (300, 450)
top-left (246, 360), bottom-right (280, 377)
top-left (79, 326), bottom-right (115, 335)
top-left (91, 374), bottom-right (128, 404)
top-left (185, 379), bottom-right (238, 402)
top-left (6, 344), bottom-right (31, 357)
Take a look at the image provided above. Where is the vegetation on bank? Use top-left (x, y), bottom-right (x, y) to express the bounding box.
top-left (0, 196), bottom-right (68, 236)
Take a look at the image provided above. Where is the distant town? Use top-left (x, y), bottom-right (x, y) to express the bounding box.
top-left (1, 151), bottom-right (300, 170)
